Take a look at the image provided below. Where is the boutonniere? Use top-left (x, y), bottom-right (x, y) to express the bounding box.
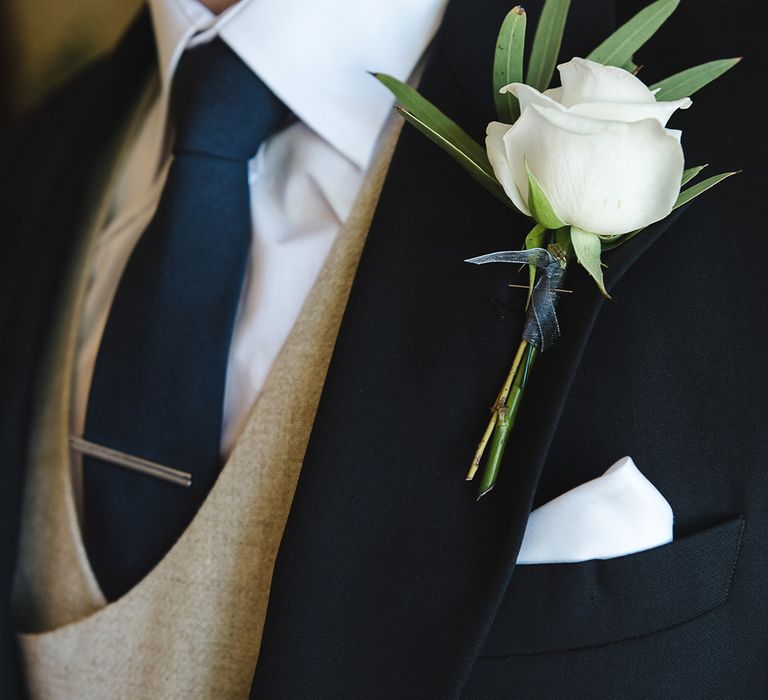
top-left (374, 0), bottom-right (740, 498)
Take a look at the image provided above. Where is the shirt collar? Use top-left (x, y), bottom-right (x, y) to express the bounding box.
top-left (148, 0), bottom-right (448, 169)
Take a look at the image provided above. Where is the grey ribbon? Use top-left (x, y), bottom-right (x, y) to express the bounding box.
top-left (466, 248), bottom-right (567, 352)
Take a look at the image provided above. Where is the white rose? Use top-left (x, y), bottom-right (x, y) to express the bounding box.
top-left (486, 57), bottom-right (691, 236)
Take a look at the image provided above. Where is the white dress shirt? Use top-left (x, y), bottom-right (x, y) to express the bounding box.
top-left (73, 0), bottom-right (447, 457)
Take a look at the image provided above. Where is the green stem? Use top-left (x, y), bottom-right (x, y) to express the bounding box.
top-left (477, 343), bottom-right (539, 499)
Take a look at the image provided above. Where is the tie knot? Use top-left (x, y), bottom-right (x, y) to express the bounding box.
top-left (170, 38), bottom-right (288, 160)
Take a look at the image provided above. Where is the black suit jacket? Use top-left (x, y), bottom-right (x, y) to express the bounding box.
top-left (1, 1), bottom-right (766, 698)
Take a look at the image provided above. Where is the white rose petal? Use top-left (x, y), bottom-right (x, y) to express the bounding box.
top-left (543, 86), bottom-right (564, 103)
top-left (502, 104), bottom-right (684, 235)
top-left (570, 98), bottom-right (691, 126)
top-left (488, 57), bottom-right (689, 234)
top-left (486, 121), bottom-right (528, 214)
top-left (558, 57), bottom-right (657, 106)
top-left (501, 82), bottom-right (563, 115)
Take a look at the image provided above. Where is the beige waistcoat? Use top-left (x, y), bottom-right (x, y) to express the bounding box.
top-left (11, 83), bottom-right (402, 698)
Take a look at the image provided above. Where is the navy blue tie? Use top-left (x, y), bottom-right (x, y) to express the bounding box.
top-left (83, 39), bottom-right (288, 600)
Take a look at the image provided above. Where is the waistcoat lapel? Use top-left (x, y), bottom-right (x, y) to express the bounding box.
top-left (246, 0), bottom-right (697, 696)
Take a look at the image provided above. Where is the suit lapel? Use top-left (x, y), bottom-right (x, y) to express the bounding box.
top-left (248, 0), bottom-right (684, 696)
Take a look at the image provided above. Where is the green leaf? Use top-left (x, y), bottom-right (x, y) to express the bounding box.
top-left (526, 0), bottom-right (571, 91)
top-left (587, 0), bottom-right (679, 67)
top-left (681, 164), bottom-right (707, 187)
top-left (493, 6), bottom-right (527, 123)
top-left (674, 171), bottom-right (738, 209)
top-left (526, 162), bottom-right (566, 229)
top-left (571, 227), bottom-right (610, 298)
top-left (651, 58), bottom-right (741, 100)
top-left (524, 223), bottom-right (547, 307)
top-left (374, 73), bottom-right (509, 206)
top-left (393, 106), bottom-right (510, 207)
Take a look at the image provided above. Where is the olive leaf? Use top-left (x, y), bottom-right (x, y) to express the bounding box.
top-left (571, 227), bottom-right (610, 298)
top-left (681, 164), bottom-right (707, 186)
top-left (374, 73), bottom-right (509, 206)
top-left (526, 0), bottom-right (571, 91)
top-left (587, 0), bottom-right (679, 68)
top-left (651, 58), bottom-right (741, 101)
top-left (493, 6), bottom-right (527, 123)
top-left (673, 171), bottom-right (739, 209)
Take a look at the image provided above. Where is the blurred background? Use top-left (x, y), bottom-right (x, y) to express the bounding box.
top-left (1, 0), bottom-right (142, 128)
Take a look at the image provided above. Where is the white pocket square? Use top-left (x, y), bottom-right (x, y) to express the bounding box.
top-left (516, 456), bottom-right (673, 565)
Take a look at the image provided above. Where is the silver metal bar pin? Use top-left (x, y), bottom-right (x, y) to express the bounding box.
top-left (70, 436), bottom-right (193, 488)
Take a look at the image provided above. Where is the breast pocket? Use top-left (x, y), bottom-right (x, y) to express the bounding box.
top-left (480, 516), bottom-right (745, 657)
